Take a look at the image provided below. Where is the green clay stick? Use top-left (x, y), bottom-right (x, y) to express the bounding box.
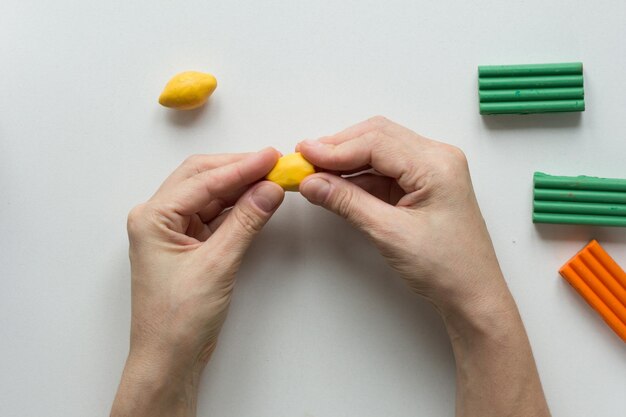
top-left (534, 201), bottom-right (626, 216)
top-left (479, 87), bottom-right (584, 102)
top-left (478, 75), bottom-right (583, 90)
top-left (534, 189), bottom-right (626, 204)
top-left (534, 172), bottom-right (626, 192)
top-left (480, 100), bottom-right (584, 114)
top-left (532, 213), bottom-right (626, 227)
top-left (478, 62), bottom-right (582, 77)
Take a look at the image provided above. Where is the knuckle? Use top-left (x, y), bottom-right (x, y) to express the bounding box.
top-left (374, 127), bottom-right (392, 145)
top-left (182, 154), bottom-right (206, 174)
top-left (233, 206), bottom-right (263, 235)
top-left (326, 146), bottom-right (345, 165)
top-left (317, 135), bottom-right (332, 143)
top-left (368, 116), bottom-right (399, 140)
top-left (332, 187), bottom-right (356, 219)
top-left (232, 163), bottom-right (247, 184)
top-left (435, 145), bottom-right (470, 181)
top-left (183, 154), bottom-right (203, 166)
top-left (332, 186), bottom-right (376, 230)
top-left (127, 203), bottom-right (148, 234)
top-left (446, 145), bottom-right (468, 166)
top-left (368, 115), bottom-right (390, 127)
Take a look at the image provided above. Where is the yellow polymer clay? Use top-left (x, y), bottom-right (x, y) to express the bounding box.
top-left (266, 152), bottom-right (316, 191)
top-left (158, 71), bottom-right (217, 110)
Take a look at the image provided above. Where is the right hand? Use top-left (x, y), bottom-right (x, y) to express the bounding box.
top-left (299, 117), bottom-right (551, 417)
top-left (297, 116), bottom-right (512, 318)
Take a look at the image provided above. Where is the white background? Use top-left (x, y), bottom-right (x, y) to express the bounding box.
top-left (1, 1), bottom-right (625, 416)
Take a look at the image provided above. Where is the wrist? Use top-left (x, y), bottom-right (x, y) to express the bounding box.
top-left (441, 291), bottom-right (523, 344)
top-left (436, 276), bottom-right (549, 417)
top-left (436, 274), bottom-right (531, 365)
top-left (433, 267), bottom-right (523, 344)
top-left (110, 347), bottom-right (204, 417)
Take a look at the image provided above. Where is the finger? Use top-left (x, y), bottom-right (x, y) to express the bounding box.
top-left (299, 172), bottom-right (396, 231)
top-left (298, 130), bottom-right (402, 176)
top-left (298, 124), bottom-right (433, 193)
top-left (206, 209), bottom-right (230, 234)
top-left (204, 181), bottom-right (284, 260)
top-left (296, 117), bottom-right (382, 151)
top-left (346, 173), bottom-right (405, 205)
top-left (185, 210), bottom-right (231, 242)
top-left (196, 185), bottom-right (247, 223)
top-left (156, 153), bottom-right (255, 195)
top-left (294, 141), bottom-right (369, 175)
top-left (154, 148), bottom-right (280, 216)
top-left (184, 213), bottom-right (210, 241)
top-left (317, 165), bottom-right (372, 176)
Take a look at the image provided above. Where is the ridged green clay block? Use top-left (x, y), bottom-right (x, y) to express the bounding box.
top-left (533, 213), bottom-right (626, 227)
top-left (534, 189), bottom-right (626, 204)
top-left (479, 87), bottom-right (584, 102)
top-left (478, 62), bottom-right (583, 77)
top-left (478, 75), bottom-right (584, 90)
top-left (478, 62), bottom-right (584, 115)
top-left (534, 172), bottom-right (626, 192)
top-left (533, 172), bottom-right (626, 227)
top-left (480, 99), bottom-right (584, 114)
top-left (534, 201), bottom-right (626, 216)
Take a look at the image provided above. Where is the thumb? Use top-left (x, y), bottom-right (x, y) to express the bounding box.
top-left (299, 173), bottom-right (394, 231)
top-left (206, 181), bottom-right (284, 259)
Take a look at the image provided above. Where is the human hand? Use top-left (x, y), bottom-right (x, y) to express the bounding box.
top-left (297, 117), bottom-right (509, 318)
top-left (297, 117), bottom-right (550, 417)
top-left (111, 148), bottom-right (284, 417)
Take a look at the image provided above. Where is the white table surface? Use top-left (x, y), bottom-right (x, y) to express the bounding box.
top-left (2, 1), bottom-right (625, 416)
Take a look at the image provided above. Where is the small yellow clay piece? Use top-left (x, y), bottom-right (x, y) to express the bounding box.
top-left (158, 71), bottom-right (217, 110)
top-left (266, 152), bottom-right (316, 191)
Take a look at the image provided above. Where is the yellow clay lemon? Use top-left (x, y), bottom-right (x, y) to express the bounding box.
top-left (266, 152), bottom-right (316, 191)
top-left (158, 71), bottom-right (217, 110)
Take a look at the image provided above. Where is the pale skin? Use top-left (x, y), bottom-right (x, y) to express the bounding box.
top-left (110, 117), bottom-right (551, 417)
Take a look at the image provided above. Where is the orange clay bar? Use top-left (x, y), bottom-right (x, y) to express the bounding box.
top-left (560, 240), bottom-right (626, 342)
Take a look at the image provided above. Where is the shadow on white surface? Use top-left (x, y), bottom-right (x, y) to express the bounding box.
top-left (161, 98), bottom-right (217, 127)
top-left (534, 223), bottom-right (626, 244)
top-left (102, 249), bottom-right (133, 397)
top-left (481, 112), bottom-right (582, 130)
top-left (201, 197), bottom-right (454, 416)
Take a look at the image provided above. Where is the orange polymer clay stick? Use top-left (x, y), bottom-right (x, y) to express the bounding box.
top-left (560, 240), bottom-right (626, 343)
top-left (587, 240), bottom-right (626, 291)
top-left (579, 250), bottom-right (626, 307)
top-left (569, 258), bottom-right (626, 325)
top-left (560, 264), bottom-right (626, 342)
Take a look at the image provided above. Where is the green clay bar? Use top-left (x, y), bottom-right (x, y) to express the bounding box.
top-left (534, 201), bottom-right (626, 217)
top-left (533, 172), bottom-right (626, 227)
top-left (477, 62), bottom-right (584, 115)
top-left (534, 172), bottom-right (626, 192)
top-left (480, 99), bottom-right (584, 115)
top-left (478, 62), bottom-right (583, 77)
top-left (533, 189), bottom-right (626, 204)
top-left (478, 75), bottom-right (583, 90)
top-left (479, 87), bottom-right (584, 102)
top-left (532, 213), bottom-right (626, 227)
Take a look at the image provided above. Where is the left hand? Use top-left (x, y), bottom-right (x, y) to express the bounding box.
top-left (111, 148), bottom-right (284, 417)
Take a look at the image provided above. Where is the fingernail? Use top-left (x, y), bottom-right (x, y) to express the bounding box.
top-left (300, 178), bottom-right (331, 204)
top-left (301, 139), bottom-right (323, 148)
top-left (251, 183), bottom-right (283, 213)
